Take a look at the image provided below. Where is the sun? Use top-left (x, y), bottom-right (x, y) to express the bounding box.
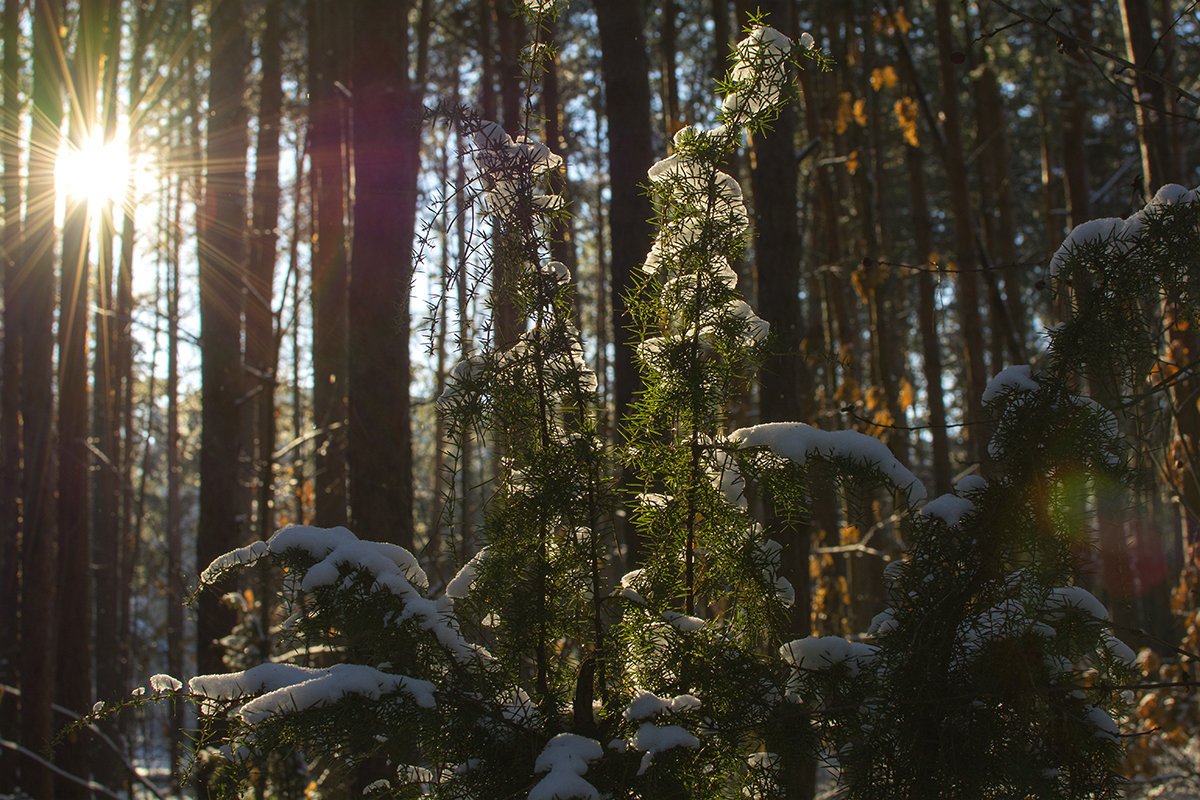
top-left (55, 128), bottom-right (131, 208)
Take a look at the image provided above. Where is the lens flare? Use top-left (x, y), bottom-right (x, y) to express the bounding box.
top-left (55, 128), bottom-right (130, 207)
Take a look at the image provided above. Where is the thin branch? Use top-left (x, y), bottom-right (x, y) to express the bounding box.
top-left (842, 404), bottom-right (989, 431)
top-left (0, 739), bottom-right (127, 800)
top-left (984, 0), bottom-right (1200, 108)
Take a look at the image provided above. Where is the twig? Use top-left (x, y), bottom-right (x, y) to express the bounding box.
top-left (0, 738), bottom-right (128, 800)
top-left (985, 0), bottom-right (1200, 108)
top-left (842, 404), bottom-right (989, 431)
top-left (1, 682), bottom-right (169, 800)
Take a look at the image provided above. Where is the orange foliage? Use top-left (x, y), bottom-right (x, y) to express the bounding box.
top-left (869, 65), bottom-right (898, 91)
top-left (874, 8), bottom-right (913, 35)
top-left (835, 92), bottom-right (867, 134)
top-left (898, 378), bottom-right (915, 413)
top-left (894, 96), bottom-right (920, 147)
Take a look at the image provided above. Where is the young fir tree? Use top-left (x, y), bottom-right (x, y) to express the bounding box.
top-left (112, 3), bottom-right (1199, 796)
top-left (780, 186), bottom-right (1198, 800)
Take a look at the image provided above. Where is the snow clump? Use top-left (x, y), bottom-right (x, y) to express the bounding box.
top-left (730, 422), bottom-right (927, 503)
top-left (528, 733), bottom-right (604, 800)
top-left (723, 26), bottom-right (793, 121)
top-left (189, 662), bottom-right (436, 724)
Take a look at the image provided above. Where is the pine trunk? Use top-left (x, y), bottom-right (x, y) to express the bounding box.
top-left (308, 0), bottom-right (349, 527)
top-left (905, 144), bottom-right (952, 496)
top-left (1119, 0), bottom-right (1171, 195)
top-left (492, 0), bottom-right (523, 348)
top-left (746, 9), bottom-right (816, 796)
top-left (347, 0), bottom-right (418, 548)
top-left (596, 0), bottom-right (655, 566)
top-left (934, 0), bottom-right (988, 464)
top-left (247, 0), bottom-right (283, 543)
top-left (55, 4), bottom-right (99, 790)
top-left (196, 0), bottom-right (250, 693)
top-left (166, 160), bottom-right (185, 792)
top-left (18, 3), bottom-right (64, 797)
top-left (0, 0), bottom-right (23, 788)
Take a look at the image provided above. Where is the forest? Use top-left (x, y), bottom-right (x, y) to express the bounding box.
top-left (1, 0), bottom-right (1199, 798)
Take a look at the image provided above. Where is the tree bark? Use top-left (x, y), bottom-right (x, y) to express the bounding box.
top-left (661, 0), bottom-right (681, 136)
top-left (347, 0), bottom-right (420, 548)
top-left (492, 0), bottom-right (523, 348)
top-left (1061, 0), bottom-right (1092, 227)
top-left (308, 0), bottom-right (349, 527)
top-left (247, 0), bottom-right (283, 544)
top-left (745, 9), bottom-right (817, 796)
top-left (0, 0), bottom-right (23, 788)
top-left (55, 1), bottom-right (103, 791)
top-left (18, 3), bottom-right (65, 797)
top-left (934, 0), bottom-right (988, 464)
top-left (541, 18), bottom-right (576, 284)
top-left (92, 0), bottom-right (140, 746)
top-left (1119, 0), bottom-right (1171, 196)
top-left (166, 150), bottom-right (185, 793)
top-left (197, 0), bottom-right (250, 691)
top-left (905, 143), bottom-right (952, 496)
top-left (596, 0), bottom-right (655, 566)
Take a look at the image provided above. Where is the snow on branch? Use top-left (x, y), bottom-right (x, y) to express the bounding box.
top-left (730, 422), bottom-right (926, 503)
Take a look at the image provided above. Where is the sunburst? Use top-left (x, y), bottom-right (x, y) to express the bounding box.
top-left (54, 127), bottom-right (131, 209)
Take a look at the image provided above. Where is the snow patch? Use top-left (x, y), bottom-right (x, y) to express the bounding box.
top-left (1048, 218), bottom-right (1126, 278)
top-left (201, 540), bottom-right (268, 585)
top-left (149, 673), bottom-right (183, 693)
top-left (981, 364), bottom-right (1038, 404)
top-left (446, 547), bottom-right (488, 599)
top-left (1046, 585), bottom-right (1111, 621)
top-left (730, 422), bottom-right (926, 503)
top-left (920, 493), bottom-right (976, 526)
top-left (780, 635), bottom-right (878, 676)
top-left (622, 690), bottom-right (701, 721)
top-left (189, 662), bottom-right (436, 723)
top-left (529, 733), bottom-right (603, 800)
top-left (629, 722), bottom-right (700, 775)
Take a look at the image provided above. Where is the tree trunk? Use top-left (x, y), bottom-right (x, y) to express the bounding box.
top-left (197, 0), bottom-right (250, 697)
top-left (660, 0), bottom-right (681, 136)
top-left (596, 0), bottom-right (655, 566)
top-left (541, 18), bottom-right (576, 284)
top-left (492, 0), bottom-right (523, 348)
top-left (347, 0), bottom-right (419, 548)
top-left (0, 0), bottom-right (24, 789)
top-left (478, 0), bottom-right (497, 122)
top-left (934, 0), bottom-right (988, 464)
top-left (746, 9), bottom-right (816, 796)
top-left (308, 0), bottom-right (349, 527)
top-left (247, 0), bottom-right (283, 544)
top-left (92, 0), bottom-right (139, 738)
top-left (55, 2), bottom-right (102, 792)
top-left (710, 0), bottom-right (731, 85)
top-left (453, 94), bottom-right (476, 557)
top-left (1037, 94), bottom-right (1065, 257)
top-left (1119, 0), bottom-right (1171, 196)
top-left (18, 3), bottom-right (64, 797)
top-left (905, 143), bottom-right (952, 496)
top-left (974, 62), bottom-right (1025, 355)
top-left (166, 152), bottom-right (185, 793)
top-left (1061, 0), bottom-right (1092, 227)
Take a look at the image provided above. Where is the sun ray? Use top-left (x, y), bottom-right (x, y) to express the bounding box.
top-left (54, 126), bottom-right (130, 208)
